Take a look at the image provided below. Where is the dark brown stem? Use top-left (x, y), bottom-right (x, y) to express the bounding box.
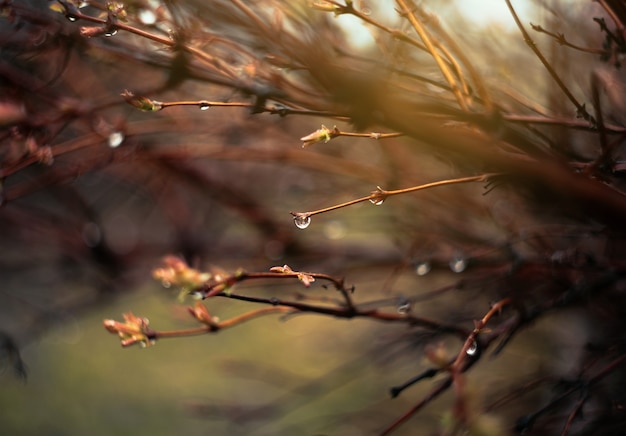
top-left (505, 0), bottom-right (594, 122)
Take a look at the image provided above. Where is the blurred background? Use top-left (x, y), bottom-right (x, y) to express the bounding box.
top-left (1, 1), bottom-right (622, 435)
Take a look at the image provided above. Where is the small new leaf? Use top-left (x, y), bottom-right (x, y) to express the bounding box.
top-left (299, 125), bottom-right (338, 147)
top-left (103, 312), bottom-right (154, 348)
top-left (188, 302), bottom-right (219, 327)
top-left (152, 255), bottom-right (212, 298)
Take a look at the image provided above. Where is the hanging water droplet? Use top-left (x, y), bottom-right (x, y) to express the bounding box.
top-left (397, 301), bottom-right (411, 314)
top-left (449, 254), bottom-right (467, 273)
top-left (415, 261), bottom-right (431, 276)
top-left (293, 214), bottom-right (311, 229)
top-left (104, 28), bottom-right (118, 37)
top-left (466, 340), bottom-right (478, 356)
top-left (199, 101), bottom-right (210, 110)
top-left (66, 15), bottom-right (78, 22)
top-left (369, 186), bottom-right (386, 205)
top-left (108, 131), bottom-right (124, 148)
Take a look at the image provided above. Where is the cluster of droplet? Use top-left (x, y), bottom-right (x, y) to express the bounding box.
top-left (138, 338), bottom-right (157, 348)
top-left (369, 186), bottom-right (386, 206)
top-left (414, 256), bottom-right (468, 276)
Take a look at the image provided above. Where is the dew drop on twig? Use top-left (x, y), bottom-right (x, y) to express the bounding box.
top-left (397, 301), bottom-right (411, 314)
top-left (104, 29), bottom-right (118, 37)
top-left (369, 186), bottom-right (386, 205)
top-left (415, 261), bottom-right (431, 276)
top-left (294, 215), bottom-right (311, 229)
top-left (108, 131), bottom-right (124, 148)
top-left (199, 101), bottom-right (210, 110)
top-left (449, 254), bottom-right (467, 273)
top-left (466, 340), bottom-right (478, 356)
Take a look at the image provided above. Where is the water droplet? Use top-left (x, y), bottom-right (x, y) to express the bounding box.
top-left (466, 340), bottom-right (478, 356)
top-left (66, 15), bottom-right (78, 22)
top-left (161, 280), bottom-right (171, 289)
top-left (397, 301), bottom-right (411, 314)
top-left (369, 186), bottom-right (386, 205)
top-left (449, 255), bottom-right (467, 273)
top-left (104, 29), bottom-right (118, 37)
top-left (293, 214), bottom-right (311, 229)
top-left (108, 131), bottom-right (124, 148)
top-left (138, 9), bottom-right (157, 25)
top-left (415, 261), bottom-right (431, 276)
top-left (199, 101), bottom-right (210, 110)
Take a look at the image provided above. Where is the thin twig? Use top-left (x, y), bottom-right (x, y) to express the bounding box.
top-left (395, 0), bottom-right (469, 111)
top-left (530, 23), bottom-right (606, 55)
top-left (291, 173), bottom-right (499, 218)
top-left (505, 0), bottom-right (594, 122)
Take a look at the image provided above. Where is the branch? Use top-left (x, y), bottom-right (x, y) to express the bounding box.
top-left (504, 0), bottom-right (595, 122)
top-left (530, 23), bottom-right (606, 55)
top-left (290, 173), bottom-right (499, 228)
